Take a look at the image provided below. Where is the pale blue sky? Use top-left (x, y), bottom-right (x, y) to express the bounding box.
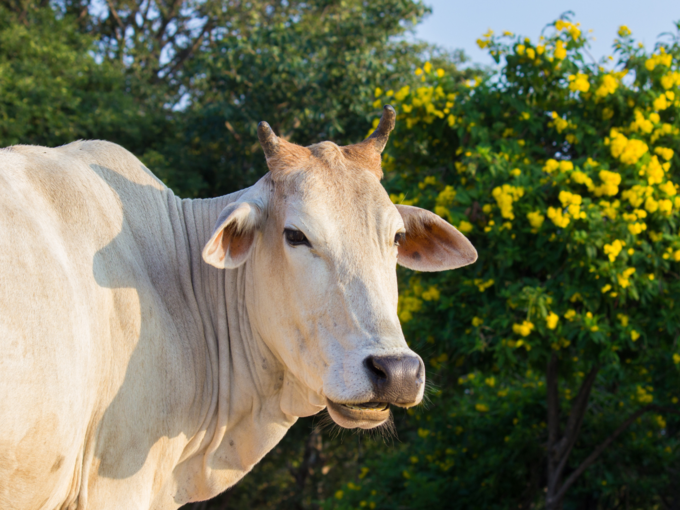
top-left (414, 0), bottom-right (680, 66)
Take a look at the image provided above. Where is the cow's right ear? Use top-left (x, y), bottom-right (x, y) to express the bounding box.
top-left (202, 201), bottom-right (263, 269)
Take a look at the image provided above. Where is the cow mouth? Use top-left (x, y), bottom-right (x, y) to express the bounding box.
top-left (325, 398), bottom-right (390, 429)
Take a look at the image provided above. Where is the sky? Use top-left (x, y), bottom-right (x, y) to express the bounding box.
top-left (413, 0), bottom-right (680, 67)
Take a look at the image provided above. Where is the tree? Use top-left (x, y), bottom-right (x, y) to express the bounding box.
top-left (0, 2), bottom-right (145, 148)
top-left (323, 17), bottom-right (680, 510)
top-left (159, 0), bottom-right (458, 197)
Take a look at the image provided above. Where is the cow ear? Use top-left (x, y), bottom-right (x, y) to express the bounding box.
top-left (395, 205), bottom-right (477, 272)
top-left (203, 201), bottom-right (262, 269)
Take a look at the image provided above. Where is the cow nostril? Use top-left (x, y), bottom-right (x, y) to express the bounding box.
top-left (364, 356), bottom-right (388, 381)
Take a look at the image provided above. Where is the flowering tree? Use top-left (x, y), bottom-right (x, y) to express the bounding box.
top-left (325, 18), bottom-right (680, 510)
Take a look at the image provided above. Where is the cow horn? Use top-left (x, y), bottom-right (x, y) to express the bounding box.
top-left (257, 121), bottom-right (279, 159)
top-left (367, 105), bottom-right (396, 153)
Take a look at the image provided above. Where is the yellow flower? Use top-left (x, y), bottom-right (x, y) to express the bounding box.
top-left (547, 207), bottom-right (570, 228)
top-left (631, 330), bottom-right (640, 341)
top-left (568, 73), bottom-right (590, 93)
top-left (546, 312), bottom-right (559, 330)
top-left (617, 314), bottom-right (629, 327)
top-left (543, 159), bottom-right (560, 173)
top-left (595, 74), bottom-right (618, 97)
top-left (659, 181), bottom-right (677, 197)
top-left (603, 240), bottom-right (624, 262)
top-left (492, 184), bottom-right (524, 219)
top-left (601, 284), bottom-right (612, 293)
top-left (374, 87), bottom-right (383, 98)
top-left (527, 211), bottom-right (545, 229)
top-left (335, 490), bottom-right (344, 500)
top-left (654, 147), bottom-right (674, 161)
top-left (472, 316), bottom-right (484, 327)
top-left (653, 94), bottom-right (669, 111)
top-left (394, 85), bottom-right (410, 101)
top-left (458, 220), bottom-right (473, 234)
top-left (421, 286), bottom-right (440, 301)
top-left (423, 61), bottom-right (432, 73)
top-left (512, 321), bottom-right (534, 337)
top-left (618, 267), bottom-right (636, 288)
top-left (516, 44), bottom-right (526, 55)
top-left (485, 376), bottom-right (496, 387)
top-left (674, 353), bottom-right (680, 364)
top-left (475, 403), bottom-right (490, 412)
top-left (436, 68), bottom-right (445, 78)
top-left (618, 25), bottom-right (631, 37)
top-left (554, 40), bottom-right (567, 60)
top-left (564, 309), bottom-right (576, 321)
top-left (415, 68), bottom-right (423, 76)
top-left (609, 130), bottom-right (648, 165)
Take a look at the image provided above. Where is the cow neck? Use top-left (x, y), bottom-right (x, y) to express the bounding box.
top-left (174, 189), bottom-right (289, 499)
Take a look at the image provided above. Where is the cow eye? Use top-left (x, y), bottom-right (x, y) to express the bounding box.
top-left (284, 228), bottom-right (311, 247)
top-left (394, 232), bottom-right (406, 246)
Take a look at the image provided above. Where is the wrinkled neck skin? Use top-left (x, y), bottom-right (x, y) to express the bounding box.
top-left (171, 186), bottom-right (304, 504)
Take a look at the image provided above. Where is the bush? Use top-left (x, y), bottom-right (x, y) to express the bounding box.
top-left (325, 17), bottom-right (680, 510)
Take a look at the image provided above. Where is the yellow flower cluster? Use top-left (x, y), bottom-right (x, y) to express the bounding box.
top-left (629, 110), bottom-right (655, 133)
top-left (546, 312), bottom-right (559, 329)
top-left (654, 146), bottom-right (674, 161)
top-left (457, 220), bottom-right (474, 234)
top-left (661, 71), bottom-right (680, 89)
top-left (434, 185), bottom-right (457, 219)
top-left (421, 286), bottom-right (440, 301)
top-left (609, 130), bottom-right (649, 165)
top-left (593, 170), bottom-right (621, 196)
top-left (492, 184), bottom-right (524, 219)
top-left (636, 385), bottom-right (654, 404)
top-left (473, 278), bottom-right (495, 292)
top-left (512, 321), bottom-right (534, 337)
top-left (653, 91), bottom-right (675, 111)
top-left (617, 267), bottom-right (636, 288)
top-left (558, 190), bottom-right (585, 219)
top-left (555, 19), bottom-right (581, 39)
top-left (622, 184), bottom-right (652, 207)
top-left (595, 74), bottom-right (619, 97)
top-left (645, 47), bottom-right (673, 71)
top-left (599, 199), bottom-right (619, 219)
top-left (641, 156), bottom-right (670, 185)
top-left (543, 158), bottom-right (573, 173)
top-left (526, 210), bottom-right (545, 229)
top-left (547, 207), bottom-right (570, 228)
top-left (571, 170), bottom-right (594, 189)
top-left (604, 239), bottom-right (624, 262)
top-left (568, 73), bottom-right (590, 93)
top-left (476, 29), bottom-right (494, 49)
top-left (617, 25), bottom-right (631, 37)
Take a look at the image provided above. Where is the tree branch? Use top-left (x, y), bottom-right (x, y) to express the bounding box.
top-left (554, 405), bottom-right (680, 503)
top-left (554, 365), bottom-right (599, 460)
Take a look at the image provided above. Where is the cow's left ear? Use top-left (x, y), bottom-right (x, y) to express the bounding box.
top-left (203, 201), bottom-right (263, 269)
top-left (395, 204), bottom-right (477, 272)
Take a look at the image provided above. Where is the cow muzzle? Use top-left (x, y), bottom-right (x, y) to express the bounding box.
top-left (326, 353), bottom-right (425, 429)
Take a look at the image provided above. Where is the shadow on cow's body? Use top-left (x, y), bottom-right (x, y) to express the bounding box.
top-left (88, 162), bottom-right (295, 507)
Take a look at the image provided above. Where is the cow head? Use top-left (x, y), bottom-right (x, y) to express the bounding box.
top-left (202, 106), bottom-right (477, 429)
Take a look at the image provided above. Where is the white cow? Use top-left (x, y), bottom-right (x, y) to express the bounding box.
top-left (0, 106), bottom-right (476, 509)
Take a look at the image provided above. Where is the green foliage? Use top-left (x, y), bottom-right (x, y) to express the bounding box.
top-left (0, 4), bottom-right (142, 147)
top-left (322, 18), bottom-right (680, 510)
top-left (155, 0), bottom-right (439, 197)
